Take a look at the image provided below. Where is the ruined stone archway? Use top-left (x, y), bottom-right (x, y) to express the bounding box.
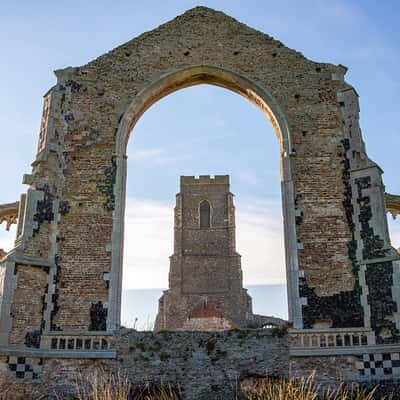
top-left (109, 64), bottom-right (301, 330)
top-left (0, 7), bottom-right (400, 393)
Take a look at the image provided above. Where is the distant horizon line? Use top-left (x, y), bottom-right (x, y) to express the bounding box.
top-left (123, 283), bottom-right (287, 291)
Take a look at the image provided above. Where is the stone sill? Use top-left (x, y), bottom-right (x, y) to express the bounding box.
top-left (43, 330), bottom-right (114, 336)
top-left (290, 343), bottom-right (400, 357)
top-left (347, 374), bottom-right (400, 382)
top-left (288, 327), bottom-right (372, 334)
top-left (0, 346), bottom-right (116, 359)
top-left (362, 253), bottom-right (400, 264)
top-left (5, 250), bottom-right (55, 268)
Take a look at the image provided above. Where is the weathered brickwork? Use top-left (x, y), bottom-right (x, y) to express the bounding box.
top-left (365, 262), bottom-right (398, 343)
top-left (23, 222), bottom-right (53, 260)
top-left (9, 265), bottom-right (48, 346)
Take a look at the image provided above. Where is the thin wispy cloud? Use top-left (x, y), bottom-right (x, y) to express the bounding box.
top-left (122, 197), bottom-right (286, 290)
top-left (129, 146), bottom-right (194, 166)
top-left (236, 200), bottom-right (285, 286)
top-left (130, 148), bottom-right (166, 161)
top-left (122, 197), bottom-right (400, 292)
top-left (123, 198), bottom-right (173, 289)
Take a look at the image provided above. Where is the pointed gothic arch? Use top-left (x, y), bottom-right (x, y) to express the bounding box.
top-left (199, 200), bottom-right (211, 228)
top-left (109, 64), bottom-right (301, 330)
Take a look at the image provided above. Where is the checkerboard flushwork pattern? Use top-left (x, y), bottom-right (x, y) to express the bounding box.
top-left (7, 356), bottom-right (42, 380)
top-left (356, 353), bottom-right (400, 377)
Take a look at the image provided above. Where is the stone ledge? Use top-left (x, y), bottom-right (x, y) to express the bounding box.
top-left (43, 330), bottom-right (114, 336)
top-left (0, 202), bottom-right (19, 217)
top-left (347, 374), bottom-right (400, 382)
top-left (290, 344), bottom-right (400, 357)
top-left (4, 250), bottom-right (55, 268)
top-left (289, 327), bottom-right (372, 334)
top-left (0, 347), bottom-right (116, 359)
top-left (362, 254), bottom-right (400, 264)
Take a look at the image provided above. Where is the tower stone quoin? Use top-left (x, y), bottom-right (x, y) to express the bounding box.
top-left (0, 6), bottom-right (400, 395)
top-left (155, 175), bottom-right (253, 331)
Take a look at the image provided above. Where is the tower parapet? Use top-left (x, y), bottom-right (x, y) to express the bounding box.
top-left (180, 175), bottom-right (230, 185)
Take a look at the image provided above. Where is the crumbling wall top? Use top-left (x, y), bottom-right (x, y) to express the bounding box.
top-left (0, 202), bottom-right (19, 231)
top-left (386, 193), bottom-right (400, 219)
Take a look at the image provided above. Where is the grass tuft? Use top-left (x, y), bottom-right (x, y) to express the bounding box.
top-left (242, 375), bottom-right (390, 400)
top-left (0, 371), bottom-right (394, 399)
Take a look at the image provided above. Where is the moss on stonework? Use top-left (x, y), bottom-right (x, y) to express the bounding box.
top-left (365, 262), bottom-right (399, 343)
top-left (159, 352), bottom-right (170, 361)
top-left (33, 184), bottom-right (55, 235)
top-left (355, 177), bottom-right (387, 260)
top-left (96, 156), bottom-right (117, 211)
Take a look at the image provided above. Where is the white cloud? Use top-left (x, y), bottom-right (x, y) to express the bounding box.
top-left (0, 224), bottom-right (17, 254)
top-left (122, 199), bottom-right (400, 292)
top-left (388, 217), bottom-right (400, 250)
top-left (236, 199), bottom-right (285, 286)
top-left (122, 198), bottom-right (174, 289)
top-left (122, 197), bottom-right (286, 290)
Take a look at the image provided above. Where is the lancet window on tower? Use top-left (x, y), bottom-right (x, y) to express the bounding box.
top-left (200, 200), bottom-right (211, 228)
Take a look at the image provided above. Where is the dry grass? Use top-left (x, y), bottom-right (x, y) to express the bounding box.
top-left (75, 370), bottom-right (182, 400)
top-left (243, 375), bottom-right (387, 400)
top-left (0, 372), bottom-right (393, 400)
top-left (75, 370), bottom-right (131, 400)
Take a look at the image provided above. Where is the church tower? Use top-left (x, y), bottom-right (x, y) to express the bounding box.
top-left (154, 175), bottom-right (253, 331)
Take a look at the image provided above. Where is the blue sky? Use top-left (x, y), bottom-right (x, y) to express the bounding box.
top-left (1, 1), bottom-right (399, 296)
